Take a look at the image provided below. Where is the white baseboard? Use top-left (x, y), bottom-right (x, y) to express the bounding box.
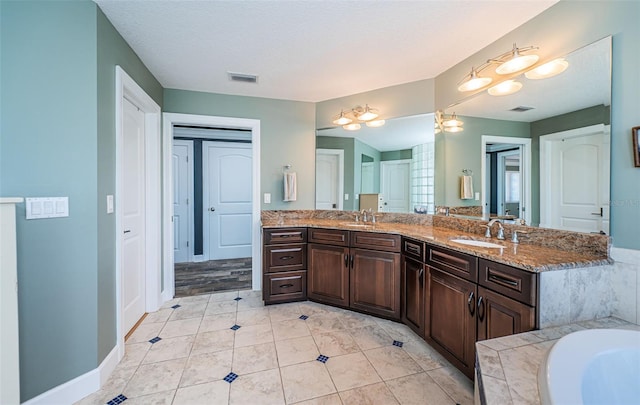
top-left (22, 345), bottom-right (120, 405)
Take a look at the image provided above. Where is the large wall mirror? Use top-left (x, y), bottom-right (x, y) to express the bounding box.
top-left (315, 114), bottom-right (435, 214)
top-left (315, 36), bottom-right (611, 235)
top-left (438, 36), bottom-right (611, 234)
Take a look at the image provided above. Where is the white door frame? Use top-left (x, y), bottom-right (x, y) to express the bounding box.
top-left (115, 66), bottom-right (162, 356)
top-left (172, 139), bottom-right (194, 263)
top-left (163, 113), bottom-right (261, 300)
top-left (539, 123), bottom-right (609, 229)
top-left (315, 148), bottom-right (344, 210)
top-left (481, 136), bottom-right (531, 225)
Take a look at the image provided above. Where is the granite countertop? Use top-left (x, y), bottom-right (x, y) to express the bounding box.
top-left (261, 218), bottom-right (611, 273)
top-left (475, 317), bottom-right (639, 405)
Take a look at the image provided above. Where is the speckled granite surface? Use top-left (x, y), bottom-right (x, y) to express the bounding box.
top-left (261, 210), bottom-right (611, 273)
top-left (475, 317), bottom-right (639, 405)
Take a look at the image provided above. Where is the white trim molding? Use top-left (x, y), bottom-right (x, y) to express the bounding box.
top-left (162, 113), bottom-right (262, 297)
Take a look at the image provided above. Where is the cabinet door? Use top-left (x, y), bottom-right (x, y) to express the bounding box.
top-left (477, 286), bottom-right (535, 341)
top-left (401, 256), bottom-right (425, 336)
top-left (350, 248), bottom-right (401, 319)
top-left (308, 243), bottom-right (350, 307)
top-left (425, 267), bottom-right (476, 378)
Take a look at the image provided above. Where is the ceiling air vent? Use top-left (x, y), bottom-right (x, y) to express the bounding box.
top-left (510, 106), bottom-right (534, 112)
top-left (228, 72), bottom-right (258, 84)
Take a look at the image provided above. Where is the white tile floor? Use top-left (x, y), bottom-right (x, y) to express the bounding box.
top-left (76, 290), bottom-right (473, 405)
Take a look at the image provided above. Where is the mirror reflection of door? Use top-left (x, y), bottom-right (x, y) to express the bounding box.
top-left (486, 143), bottom-right (523, 218)
top-left (316, 149), bottom-right (344, 210)
top-left (361, 154), bottom-right (375, 194)
top-left (380, 160), bottom-right (411, 212)
top-left (540, 124), bottom-right (610, 234)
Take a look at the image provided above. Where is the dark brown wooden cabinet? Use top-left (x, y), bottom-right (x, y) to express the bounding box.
top-left (425, 268), bottom-right (477, 377)
top-left (476, 286), bottom-right (535, 341)
top-left (263, 228), bottom-right (308, 304)
top-left (351, 247), bottom-right (401, 319)
top-left (307, 243), bottom-right (350, 307)
top-left (401, 237), bottom-right (426, 337)
top-left (307, 228), bottom-right (401, 319)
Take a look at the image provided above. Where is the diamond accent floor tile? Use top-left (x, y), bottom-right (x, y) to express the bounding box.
top-left (224, 372), bottom-right (238, 383)
top-left (393, 340), bottom-right (404, 347)
top-left (171, 304), bottom-right (181, 309)
top-left (148, 337), bottom-right (162, 344)
top-left (316, 355), bottom-right (329, 363)
top-left (230, 324), bottom-right (241, 331)
top-left (106, 394), bottom-right (127, 405)
top-left (299, 315), bottom-right (309, 320)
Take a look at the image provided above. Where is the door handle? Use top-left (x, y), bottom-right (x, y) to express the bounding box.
top-left (590, 207), bottom-right (603, 217)
top-left (209, 207), bottom-right (216, 212)
top-left (279, 283), bottom-right (294, 288)
top-left (124, 229), bottom-right (131, 234)
top-left (344, 254), bottom-right (349, 268)
top-left (419, 268), bottom-right (424, 285)
top-left (350, 255), bottom-right (354, 268)
top-left (477, 296), bottom-right (485, 321)
top-left (279, 256), bottom-right (294, 260)
top-left (467, 291), bottom-right (475, 316)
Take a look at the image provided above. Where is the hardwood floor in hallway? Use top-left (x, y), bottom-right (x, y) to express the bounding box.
top-left (174, 258), bottom-right (252, 297)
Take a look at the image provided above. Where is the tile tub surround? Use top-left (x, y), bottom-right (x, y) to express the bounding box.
top-left (261, 211), bottom-right (610, 272)
top-left (75, 291), bottom-right (474, 405)
top-left (475, 317), bottom-right (639, 405)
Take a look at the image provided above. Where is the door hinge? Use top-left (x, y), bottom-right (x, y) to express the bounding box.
top-left (187, 241), bottom-right (190, 247)
top-left (186, 198), bottom-right (189, 205)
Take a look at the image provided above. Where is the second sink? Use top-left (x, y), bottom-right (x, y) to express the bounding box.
top-left (450, 239), bottom-right (505, 249)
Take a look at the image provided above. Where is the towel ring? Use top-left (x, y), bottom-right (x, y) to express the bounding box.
top-left (462, 169), bottom-right (473, 176)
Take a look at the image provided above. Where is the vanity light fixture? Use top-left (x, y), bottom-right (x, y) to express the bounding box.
top-left (458, 67), bottom-right (493, 92)
top-left (435, 110), bottom-right (464, 133)
top-left (493, 44), bottom-right (539, 75)
top-left (525, 58), bottom-right (569, 80)
top-left (332, 105), bottom-right (385, 130)
top-left (487, 79), bottom-right (523, 96)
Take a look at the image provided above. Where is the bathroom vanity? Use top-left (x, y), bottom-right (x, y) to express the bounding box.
top-left (261, 210), bottom-right (611, 379)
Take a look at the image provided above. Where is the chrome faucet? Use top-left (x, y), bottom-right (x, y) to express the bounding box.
top-left (361, 209), bottom-right (368, 222)
top-left (484, 219), bottom-right (505, 240)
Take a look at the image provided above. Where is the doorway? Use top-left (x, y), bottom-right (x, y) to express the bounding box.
top-left (380, 160), bottom-right (411, 212)
top-left (315, 149), bottom-right (344, 210)
top-left (163, 114), bottom-right (261, 301)
top-left (481, 136), bottom-right (532, 225)
top-left (171, 130), bottom-right (254, 296)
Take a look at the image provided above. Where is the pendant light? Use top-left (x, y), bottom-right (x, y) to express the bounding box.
top-left (343, 123), bottom-right (361, 131)
top-left (525, 58), bottom-right (569, 80)
top-left (332, 110), bottom-right (352, 126)
top-left (488, 80), bottom-right (523, 96)
top-left (357, 104), bottom-right (379, 121)
top-left (458, 67), bottom-right (493, 92)
top-left (495, 44), bottom-right (539, 75)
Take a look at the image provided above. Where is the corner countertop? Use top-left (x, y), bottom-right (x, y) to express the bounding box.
top-left (475, 317), bottom-right (639, 405)
top-left (261, 219), bottom-right (611, 273)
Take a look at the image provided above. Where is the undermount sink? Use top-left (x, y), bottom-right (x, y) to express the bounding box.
top-left (341, 222), bottom-right (373, 227)
top-left (450, 239), bottom-right (505, 249)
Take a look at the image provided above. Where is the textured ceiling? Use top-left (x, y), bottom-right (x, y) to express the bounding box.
top-left (95, 0), bottom-right (558, 102)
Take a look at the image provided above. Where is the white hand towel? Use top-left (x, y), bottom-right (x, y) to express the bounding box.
top-left (460, 175), bottom-right (474, 200)
top-left (284, 172), bottom-right (297, 202)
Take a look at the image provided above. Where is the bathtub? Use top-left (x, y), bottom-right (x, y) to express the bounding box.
top-left (538, 328), bottom-right (640, 405)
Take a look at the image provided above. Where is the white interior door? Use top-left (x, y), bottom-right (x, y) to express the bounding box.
top-left (172, 140), bottom-right (193, 263)
top-left (315, 149), bottom-right (344, 210)
top-left (497, 149), bottom-right (521, 217)
top-left (361, 162), bottom-right (375, 194)
top-left (545, 129), bottom-right (610, 233)
top-left (122, 98), bottom-right (146, 334)
top-left (381, 160), bottom-right (411, 213)
top-left (203, 141), bottom-right (252, 260)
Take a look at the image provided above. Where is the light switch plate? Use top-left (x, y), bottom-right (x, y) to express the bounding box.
top-left (344, 194), bottom-right (349, 200)
top-left (264, 193), bottom-right (271, 204)
top-left (26, 197), bottom-right (69, 219)
top-left (107, 195), bottom-right (114, 214)
top-left (475, 192), bottom-right (480, 201)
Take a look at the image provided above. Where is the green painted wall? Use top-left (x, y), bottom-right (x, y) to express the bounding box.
top-left (163, 89), bottom-right (316, 210)
top-left (96, 7), bottom-right (163, 362)
top-left (1, 1), bottom-right (98, 400)
top-left (381, 149), bottom-right (412, 161)
top-left (435, 1), bottom-right (640, 249)
top-left (1, 1), bottom-right (162, 400)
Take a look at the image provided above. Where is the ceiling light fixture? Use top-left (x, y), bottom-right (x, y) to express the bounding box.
top-left (332, 105), bottom-right (385, 130)
top-left (435, 110), bottom-right (463, 133)
top-left (524, 58), bottom-right (569, 80)
top-left (487, 80), bottom-right (523, 96)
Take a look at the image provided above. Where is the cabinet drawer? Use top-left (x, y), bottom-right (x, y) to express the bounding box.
top-left (264, 271), bottom-right (307, 304)
top-left (479, 259), bottom-right (536, 306)
top-left (264, 244), bottom-right (307, 273)
top-left (308, 228), bottom-right (350, 246)
top-left (352, 231), bottom-right (401, 253)
top-left (402, 237), bottom-right (425, 262)
top-left (264, 228), bottom-right (307, 244)
top-left (426, 245), bottom-right (478, 282)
